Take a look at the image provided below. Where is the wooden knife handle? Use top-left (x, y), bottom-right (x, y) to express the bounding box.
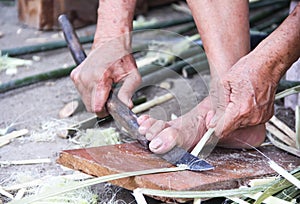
top-left (58, 14), bottom-right (149, 149)
top-left (58, 14), bottom-right (86, 65)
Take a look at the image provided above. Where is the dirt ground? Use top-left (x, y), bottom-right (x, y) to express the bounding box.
top-left (0, 2), bottom-right (214, 204)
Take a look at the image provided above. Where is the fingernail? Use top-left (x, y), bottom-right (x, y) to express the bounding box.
top-left (128, 99), bottom-right (133, 108)
top-left (138, 126), bottom-right (146, 133)
top-left (145, 133), bottom-right (152, 140)
top-left (209, 116), bottom-right (217, 127)
top-left (149, 138), bottom-right (163, 150)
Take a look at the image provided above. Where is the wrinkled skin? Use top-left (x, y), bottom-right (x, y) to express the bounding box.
top-left (71, 51), bottom-right (141, 117)
top-left (208, 54), bottom-right (277, 138)
top-left (138, 2), bottom-right (300, 154)
top-left (70, 0), bottom-right (140, 117)
top-left (138, 97), bottom-right (266, 154)
top-left (71, 0), bottom-right (300, 154)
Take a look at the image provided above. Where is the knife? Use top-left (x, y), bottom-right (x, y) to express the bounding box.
top-left (58, 14), bottom-right (213, 172)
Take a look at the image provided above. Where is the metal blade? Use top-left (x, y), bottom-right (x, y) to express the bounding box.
top-left (160, 146), bottom-right (214, 171)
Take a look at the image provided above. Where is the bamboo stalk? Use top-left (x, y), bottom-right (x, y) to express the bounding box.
top-left (135, 184), bottom-right (272, 199)
top-left (295, 106), bottom-right (300, 149)
top-left (134, 16), bottom-right (194, 31)
top-left (266, 123), bottom-right (295, 147)
top-left (0, 187), bottom-right (14, 199)
top-left (141, 54), bottom-right (202, 88)
top-left (249, 3), bottom-right (289, 26)
top-left (0, 158), bottom-right (51, 166)
top-left (267, 133), bottom-right (300, 157)
top-left (254, 168), bottom-right (300, 204)
top-left (249, 0), bottom-right (288, 10)
top-left (1, 36), bottom-right (93, 57)
top-left (269, 116), bottom-right (296, 142)
top-left (275, 85), bottom-right (300, 100)
top-left (0, 65), bottom-right (75, 93)
top-left (4, 173), bottom-right (93, 192)
top-left (132, 93), bottom-right (173, 113)
top-left (268, 160), bottom-right (300, 189)
top-left (253, 10), bottom-right (288, 31)
top-left (138, 46), bottom-right (202, 77)
top-left (1, 17), bottom-right (194, 57)
top-left (0, 140), bottom-right (10, 148)
top-left (276, 185), bottom-right (300, 201)
top-left (247, 192), bottom-right (293, 204)
top-left (0, 129), bottom-right (29, 144)
top-left (14, 188), bottom-right (26, 200)
top-left (0, 35), bottom-right (202, 94)
top-left (226, 196), bottom-right (250, 204)
top-left (193, 198), bottom-right (202, 204)
top-left (277, 80), bottom-right (300, 93)
top-left (191, 128), bottom-right (215, 156)
top-left (182, 59), bottom-right (209, 78)
top-left (9, 166), bottom-right (187, 204)
top-left (133, 189), bottom-right (148, 204)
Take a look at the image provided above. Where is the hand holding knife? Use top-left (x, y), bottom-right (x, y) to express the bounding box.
top-left (58, 14), bottom-right (213, 172)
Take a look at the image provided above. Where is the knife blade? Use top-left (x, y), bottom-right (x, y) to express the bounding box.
top-left (58, 14), bottom-right (213, 172)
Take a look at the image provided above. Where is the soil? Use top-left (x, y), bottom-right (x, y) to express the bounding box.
top-left (0, 1), bottom-right (296, 204)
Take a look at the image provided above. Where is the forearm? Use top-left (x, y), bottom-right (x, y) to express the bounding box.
top-left (186, 0), bottom-right (250, 77)
top-left (94, 0), bottom-right (137, 48)
top-left (251, 3), bottom-right (300, 84)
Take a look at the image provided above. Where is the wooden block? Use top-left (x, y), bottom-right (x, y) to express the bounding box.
top-left (17, 0), bottom-right (180, 30)
top-left (18, 0), bottom-right (98, 30)
top-left (57, 142), bottom-right (300, 202)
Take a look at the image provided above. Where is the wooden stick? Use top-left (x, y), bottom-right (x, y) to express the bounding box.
top-left (268, 160), bottom-right (300, 189)
top-left (266, 123), bottom-right (296, 147)
top-left (4, 173), bottom-right (93, 191)
top-left (0, 187), bottom-right (14, 199)
top-left (0, 129), bottom-right (28, 144)
top-left (0, 140), bottom-right (10, 148)
top-left (133, 189), bottom-right (148, 204)
top-left (14, 188), bottom-right (26, 200)
top-left (132, 93), bottom-right (174, 113)
top-left (269, 116), bottom-right (296, 142)
top-left (191, 128), bottom-right (215, 157)
top-left (246, 192), bottom-right (293, 204)
top-left (0, 158), bottom-right (51, 166)
top-left (267, 133), bottom-right (300, 157)
top-left (275, 85), bottom-right (300, 100)
top-left (295, 106), bottom-right (300, 149)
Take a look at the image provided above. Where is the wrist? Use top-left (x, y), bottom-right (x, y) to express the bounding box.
top-left (93, 0), bottom-right (136, 49)
top-left (251, 48), bottom-right (286, 85)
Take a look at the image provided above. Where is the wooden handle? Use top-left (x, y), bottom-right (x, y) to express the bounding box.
top-left (59, 15), bottom-right (149, 149)
top-left (58, 14), bottom-right (86, 65)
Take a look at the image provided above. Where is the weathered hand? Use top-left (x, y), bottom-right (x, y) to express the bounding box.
top-left (208, 54), bottom-right (277, 138)
top-left (70, 44), bottom-right (141, 117)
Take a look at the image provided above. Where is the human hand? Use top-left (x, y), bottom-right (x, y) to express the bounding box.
top-left (207, 53), bottom-right (278, 138)
top-left (71, 44), bottom-right (141, 117)
top-left (137, 98), bottom-right (210, 154)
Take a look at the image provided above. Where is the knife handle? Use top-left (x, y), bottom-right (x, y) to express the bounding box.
top-left (59, 14), bottom-right (149, 149)
top-left (107, 93), bottom-right (150, 148)
top-left (58, 14), bottom-right (86, 65)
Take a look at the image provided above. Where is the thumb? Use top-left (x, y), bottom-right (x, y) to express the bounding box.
top-left (214, 102), bottom-right (240, 138)
top-left (118, 71), bottom-right (141, 108)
